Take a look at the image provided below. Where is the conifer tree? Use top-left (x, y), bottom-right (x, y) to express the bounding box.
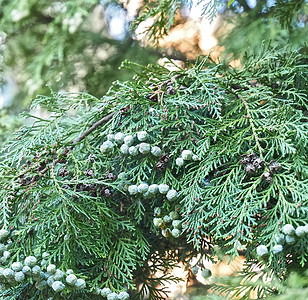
top-left (0, 1), bottom-right (307, 299)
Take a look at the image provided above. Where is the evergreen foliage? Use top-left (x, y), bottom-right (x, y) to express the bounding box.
top-left (0, 1), bottom-right (307, 299)
top-left (0, 46), bottom-right (307, 299)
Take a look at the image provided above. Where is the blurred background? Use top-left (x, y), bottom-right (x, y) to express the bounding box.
top-left (1, 1), bottom-right (306, 105)
top-left (0, 0), bottom-right (307, 298)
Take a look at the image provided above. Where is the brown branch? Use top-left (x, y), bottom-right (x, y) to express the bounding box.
top-left (66, 111), bottom-right (115, 153)
top-left (55, 111), bottom-right (115, 166)
top-left (21, 111), bottom-right (116, 179)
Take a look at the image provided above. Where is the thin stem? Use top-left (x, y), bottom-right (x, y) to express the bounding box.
top-left (26, 112), bottom-right (115, 177)
top-left (49, 111), bottom-right (115, 168)
top-left (66, 111), bottom-right (115, 152)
